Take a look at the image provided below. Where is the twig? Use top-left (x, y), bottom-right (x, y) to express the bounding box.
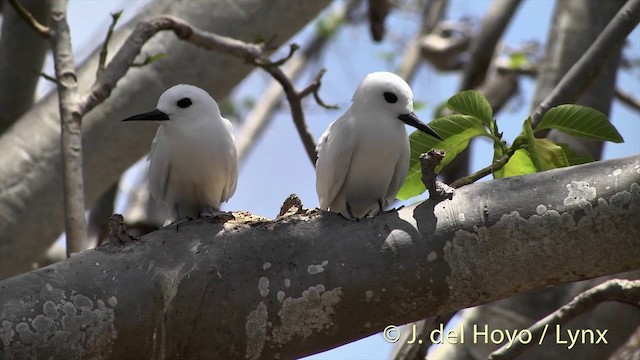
top-left (615, 87), bottom-right (640, 112)
top-left (40, 72), bottom-right (58, 84)
top-left (450, 154), bottom-right (510, 188)
top-left (458, 0), bottom-right (522, 91)
top-left (257, 65), bottom-right (333, 164)
top-left (299, 69), bottom-right (339, 110)
top-left (49, 0), bottom-right (87, 257)
top-left (419, 150), bottom-right (454, 200)
top-left (530, 0), bottom-right (640, 126)
top-left (236, 0), bottom-right (356, 163)
top-left (8, 0), bottom-right (50, 38)
top-left (489, 279), bottom-right (640, 360)
top-left (96, 10), bottom-right (122, 79)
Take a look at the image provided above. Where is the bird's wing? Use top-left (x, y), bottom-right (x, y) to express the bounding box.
top-left (384, 142), bottom-right (410, 206)
top-left (147, 127), bottom-right (171, 203)
top-left (316, 113), bottom-right (356, 209)
top-left (221, 121), bottom-right (238, 203)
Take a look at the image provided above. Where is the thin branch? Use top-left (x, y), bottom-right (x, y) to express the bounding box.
top-left (236, 0), bottom-right (357, 163)
top-left (489, 279), bottom-right (640, 360)
top-left (419, 150), bottom-right (453, 200)
top-left (458, 0), bottom-right (522, 91)
top-left (450, 154), bottom-right (510, 188)
top-left (396, 0), bottom-right (448, 81)
top-left (530, 0), bottom-right (640, 126)
top-left (7, 0), bottom-right (50, 38)
top-left (256, 65), bottom-right (330, 164)
top-left (40, 72), bottom-right (57, 84)
top-left (615, 87), bottom-right (640, 113)
top-left (49, 0), bottom-right (87, 257)
top-left (96, 10), bottom-right (122, 79)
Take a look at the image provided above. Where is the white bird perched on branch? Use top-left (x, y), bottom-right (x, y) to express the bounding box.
top-left (316, 72), bottom-right (441, 219)
top-left (123, 84), bottom-right (238, 223)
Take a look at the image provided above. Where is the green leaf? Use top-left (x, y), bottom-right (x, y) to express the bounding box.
top-left (497, 149), bottom-right (537, 178)
top-left (508, 52), bottom-right (528, 70)
top-left (447, 90), bottom-right (493, 126)
top-left (413, 100), bottom-right (427, 112)
top-left (397, 115), bottom-right (488, 200)
top-left (534, 138), bottom-right (569, 170)
top-left (557, 143), bottom-right (594, 166)
top-left (535, 104), bottom-right (624, 143)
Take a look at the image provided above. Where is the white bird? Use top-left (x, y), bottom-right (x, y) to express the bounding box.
top-left (316, 72), bottom-right (441, 219)
top-left (123, 84), bottom-right (238, 222)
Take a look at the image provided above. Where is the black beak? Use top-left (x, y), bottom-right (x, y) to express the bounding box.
top-left (122, 109), bottom-right (169, 122)
top-left (397, 112), bottom-right (442, 140)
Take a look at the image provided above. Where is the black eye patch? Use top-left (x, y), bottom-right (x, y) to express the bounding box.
top-left (177, 97), bottom-right (192, 108)
top-left (383, 92), bottom-right (398, 104)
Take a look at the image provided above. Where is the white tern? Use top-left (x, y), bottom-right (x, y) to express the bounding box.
top-left (316, 72), bottom-right (441, 219)
top-left (123, 84), bottom-right (238, 222)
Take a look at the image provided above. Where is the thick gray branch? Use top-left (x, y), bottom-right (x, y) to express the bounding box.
top-left (0, 0), bottom-right (49, 133)
top-left (0, 0), bottom-right (331, 279)
top-left (0, 155), bottom-right (639, 359)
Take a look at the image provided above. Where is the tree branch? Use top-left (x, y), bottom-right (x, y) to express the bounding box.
top-left (615, 87), bottom-right (640, 113)
top-left (49, 0), bottom-right (87, 257)
top-left (236, 0), bottom-right (358, 163)
top-left (458, 0), bottom-right (522, 91)
top-left (395, 0), bottom-right (448, 81)
top-left (489, 279), bottom-right (640, 360)
top-left (0, 155), bottom-right (638, 359)
top-left (7, 0), bottom-right (50, 37)
top-left (96, 10), bottom-right (123, 79)
top-left (530, 0), bottom-right (640, 126)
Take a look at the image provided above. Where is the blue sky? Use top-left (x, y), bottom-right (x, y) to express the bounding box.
top-left (43, 0), bottom-right (640, 358)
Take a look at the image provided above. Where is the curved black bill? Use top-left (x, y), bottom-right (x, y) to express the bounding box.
top-left (122, 108), bottom-right (169, 122)
top-left (397, 112), bottom-right (442, 140)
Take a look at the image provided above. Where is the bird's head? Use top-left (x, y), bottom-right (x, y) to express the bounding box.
top-left (352, 72), bottom-right (442, 140)
top-left (122, 84), bottom-right (220, 127)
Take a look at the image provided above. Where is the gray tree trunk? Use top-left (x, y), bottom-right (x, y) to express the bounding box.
top-left (0, 154), bottom-right (638, 359)
top-left (0, 0), bottom-right (331, 279)
top-left (0, 0), bottom-right (50, 133)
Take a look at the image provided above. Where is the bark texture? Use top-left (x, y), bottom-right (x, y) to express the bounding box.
top-left (0, 155), bottom-right (639, 359)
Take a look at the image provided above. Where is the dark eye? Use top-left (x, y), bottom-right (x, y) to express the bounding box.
top-left (177, 97), bottom-right (192, 108)
top-left (383, 92), bottom-right (398, 104)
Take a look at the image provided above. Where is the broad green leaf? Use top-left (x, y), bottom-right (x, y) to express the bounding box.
top-left (534, 138), bottom-right (569, 170)
top-left (497, 149), bottom-right (537, 178)
top-left (535, 104), bottom-right (623, 143)
top-left (447, 90), bottom-right (493, 126)
top-left (397, 115), bottom-right (488, 199)
top-left (557, 143), bottom-right (594, 166)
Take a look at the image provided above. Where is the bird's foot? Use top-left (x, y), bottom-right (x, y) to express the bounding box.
top-left (198, 207), bottom-right (235, 222)
top-left (344, 202), bottom-right (360, 222)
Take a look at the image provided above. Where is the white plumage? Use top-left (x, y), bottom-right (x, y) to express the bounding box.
top-left (316, 72), bottom-right (440, 219)
top-left (123, 84), bottom-right (237, 221)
